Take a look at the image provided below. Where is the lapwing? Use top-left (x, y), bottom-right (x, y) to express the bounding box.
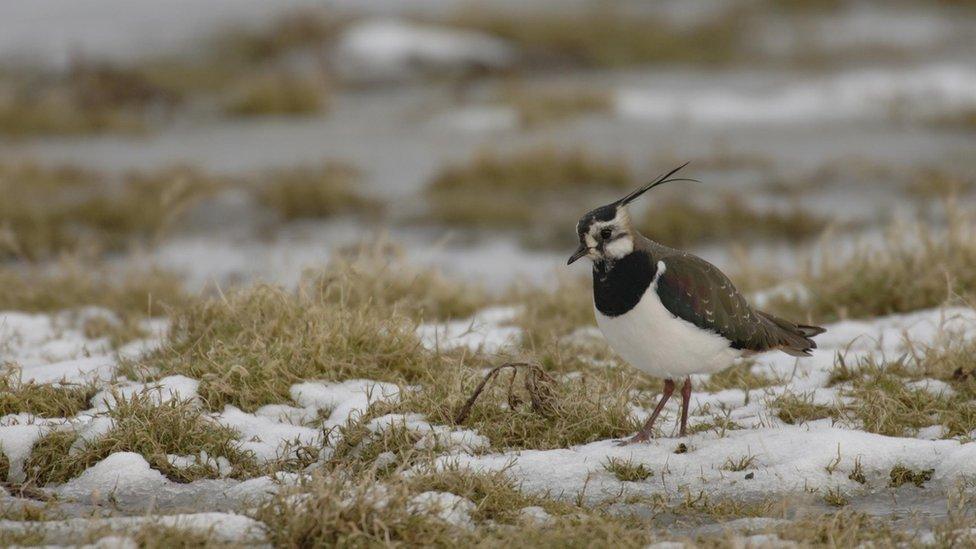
top-left (567, 163), bottom-right (825, 444)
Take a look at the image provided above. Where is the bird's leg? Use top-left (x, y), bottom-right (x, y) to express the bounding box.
top-left (619, 378), bottom-right (675, 445)
top-left (679, 377), bottom-right (692, 437)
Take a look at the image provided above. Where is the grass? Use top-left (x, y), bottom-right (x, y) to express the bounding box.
top-left (24, 393), bottom-right (259, 485)
top-left (0, 162), bottom-right (220, 260)
top-left (0, 260), bottom-right (187, 345)
top-left (0, 376), bottom-right (98, 418)
top-left (604, 457), bottom-right (653, 482)
top-left (763, 201), bottom-right (976, 323)
top-left (254, 162), bottom-right (375, 220)
top-left (828, 343), bottom-right (976, 439)
top-left (373, 360), bottom-right (640, 451)
top-left (888, 465), bottom-right (934, 488)
top-left (0, 64), bottom-right (170, 137)
top-left (722, 454), bottom-right (758, 472)
top-left (424, 147), bottom-right (633, 234)
top-left (509, 274), bottom-right (593, 347)
top-left (500, 85), bottom-right (613, 127)
top-left (223, 72), bottom-right (328, 117)
top-left (771, 391), bottom-right (839, 425)
top-left (127, 283), bottom-right (436, 412)
top-left (699, 361), bottom-right (777, 392)
top-left (254, 466), bottom-right (652, 548)
top-left (448, 7), bottom-right (746, 68)
top-left (636, 193), bottom-right (830, 249)
top-left (302, 240), bottom-right (489, 321)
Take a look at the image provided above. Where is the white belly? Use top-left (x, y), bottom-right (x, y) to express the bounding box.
top-left (595, 284), bottom-right (742, 379)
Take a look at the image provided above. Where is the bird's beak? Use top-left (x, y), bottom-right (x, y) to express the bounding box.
top-left (567, 243), bottom-right (588, 265)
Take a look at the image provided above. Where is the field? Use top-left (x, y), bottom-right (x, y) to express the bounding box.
top-left (2, 1), bottom-right (976, 547)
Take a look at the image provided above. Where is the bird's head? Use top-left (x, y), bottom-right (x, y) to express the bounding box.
top-left (568, 162), bottom-right (695, 266)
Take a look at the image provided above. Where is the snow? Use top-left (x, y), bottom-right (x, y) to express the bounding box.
top-left (616, 64), bottom-right (976, 125)
top-left (428, 306), bottom-right (976, 505)
top-left (368, 413), bottom-right (489, 453)
top-left (0, 512), bottom-right (266, 545)
top-left (290, 379), bottom-right (401, 427)
top-left (91, 375), bottom-right (199, 409)
top-left (335, 19), bottom-right (515, 83)
top-left (216, 406), bottom-right (322, 463)
top-left (0, 423), bottom-right (54, 482)
top-left (408, 491), bottom-right (476, 528)
top-left (56, 452), bottom-right (170, 501)
top-left (416, 306), bottom-right (522, 353)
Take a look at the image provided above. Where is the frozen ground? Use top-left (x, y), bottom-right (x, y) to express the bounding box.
top-left (1, 301), bottom-right (974, 543)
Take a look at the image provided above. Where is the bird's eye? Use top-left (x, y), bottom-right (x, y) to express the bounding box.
top-left (600, 228), bottom-right (612, 239)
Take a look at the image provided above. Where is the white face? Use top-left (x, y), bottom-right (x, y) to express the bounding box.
top-left (582, 208), bottom-right (634, 263)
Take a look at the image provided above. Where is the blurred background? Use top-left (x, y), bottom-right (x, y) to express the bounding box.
top-left (1, 0), bottom-right (974, 291)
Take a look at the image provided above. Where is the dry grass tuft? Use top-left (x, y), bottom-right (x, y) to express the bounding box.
top-left (424, 148), bottom-right (632, 234)
top-left (255, 466), bottom-right (651, 547)
top-left (223, 72), bottom-right (328, 117)
top-left (255, 162), bottom-right (375, 220)
top-left (888, 465), bottom-right (934, 488)
top-left (129, 284), bottom-right (434, 412)
top-left (771, 392), bottom-right (839, 425)
top-left (764, 202), bottom-right (976, 322)
top-left (637, 194), bottom-right (829, 249)
top-left (0, 162), bottom-right (220, 260)
top-left (501, 85), bottom-right (613, 127)
top-left (0, 260), bottom-right (186, 319)
top-left (378, 360), bottom-right (639, 451)
top-left (448, 8), bottom-right (745, 68)
top-left (0, 376), bottom-right (98, 418)
top-left (25, 393), bottom-right (258, 485)
top-left (604, 457), bottom-right (653, 482)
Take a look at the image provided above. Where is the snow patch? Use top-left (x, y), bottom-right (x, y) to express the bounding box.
top-left (416, 306), bottom-right (521, 353)
top-left (335, 19), bottom-right (514, 84)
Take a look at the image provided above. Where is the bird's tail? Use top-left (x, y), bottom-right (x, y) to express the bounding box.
top-left (757, 311), bottom-right (826, 357)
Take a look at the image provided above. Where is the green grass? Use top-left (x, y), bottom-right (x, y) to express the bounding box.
top-left (24, 393), bottom-right (259, 485)
top-left (254, 162), bottom-right (375, 220)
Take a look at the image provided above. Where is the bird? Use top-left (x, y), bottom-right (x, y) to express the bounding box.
top-left (567, 162), bottom-right (825, 444)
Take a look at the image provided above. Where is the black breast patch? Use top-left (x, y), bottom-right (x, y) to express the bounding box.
top-left (593, 251), bottom-right (657, 317)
